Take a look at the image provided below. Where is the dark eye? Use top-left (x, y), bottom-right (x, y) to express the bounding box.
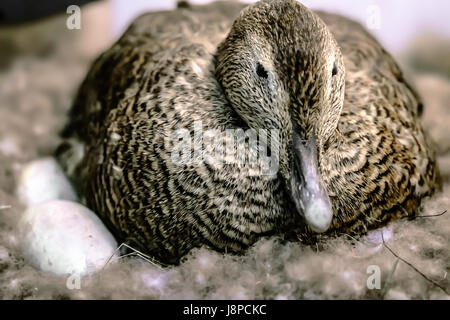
top-left (332, 63), bottom-right (338, 76)
top-left (256, 62), bottom-right (269, 79)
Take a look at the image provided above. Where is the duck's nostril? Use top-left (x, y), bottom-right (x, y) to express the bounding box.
top-left (332, 63), bottom-right (338, 76)
top-left (256, 62), bottom-right (269, 79)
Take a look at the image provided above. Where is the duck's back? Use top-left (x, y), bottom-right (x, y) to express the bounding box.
top-left (58, 1), bottom-right (245, 179)
top-left (62, 1), bottom-right (245, 136)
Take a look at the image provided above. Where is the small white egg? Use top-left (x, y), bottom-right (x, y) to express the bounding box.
top-left (20, 200), bottom-right (117, 276)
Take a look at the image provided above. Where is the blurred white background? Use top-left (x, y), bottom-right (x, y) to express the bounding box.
top-left (111, 0), bottom-right (450, 53)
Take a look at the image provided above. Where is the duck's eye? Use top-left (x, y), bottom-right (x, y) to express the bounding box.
top-left (256, 62), bottom-right (269, 79)
top-left (332, 63), bottom-right (338, 76)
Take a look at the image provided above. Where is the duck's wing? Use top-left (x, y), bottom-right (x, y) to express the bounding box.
top-left (62, 1), bottom-right (245, 135)
top-left (56, 2), bottom-right (245, 179)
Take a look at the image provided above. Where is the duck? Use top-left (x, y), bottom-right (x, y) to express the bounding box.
top-left (55, 0), bottom-right (440, 265)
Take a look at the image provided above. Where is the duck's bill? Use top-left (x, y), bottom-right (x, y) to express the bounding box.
top-left (288, 132), bottom-right (333, 233)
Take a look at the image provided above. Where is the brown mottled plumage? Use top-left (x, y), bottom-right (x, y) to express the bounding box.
top-left (56, 0), bottom-right (440, 264)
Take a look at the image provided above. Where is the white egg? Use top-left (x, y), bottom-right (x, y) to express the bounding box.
top-left (20, 200), bottom-right (118, 276)
top-left (17, 157), bottom-right (78, 207)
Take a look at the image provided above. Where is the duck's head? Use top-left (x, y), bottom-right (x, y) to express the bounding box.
top-left (215, 0), bottom-right (345, 233)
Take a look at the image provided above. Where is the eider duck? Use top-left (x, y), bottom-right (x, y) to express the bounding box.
top-left (56, 0), bottom-right (440, 264)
